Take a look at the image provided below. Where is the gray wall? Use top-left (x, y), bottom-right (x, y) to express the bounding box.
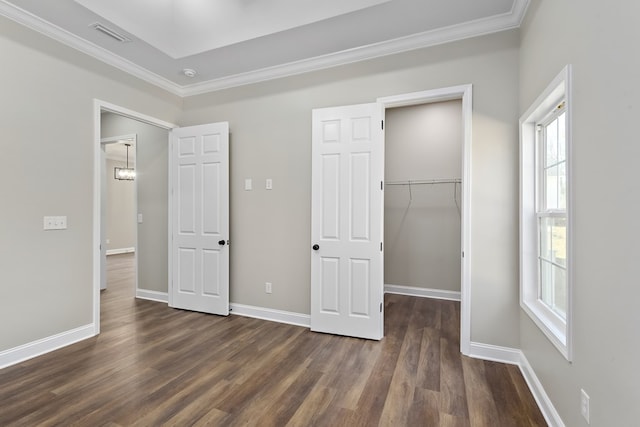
top-left (0, 15), bottom-right (181, 352)
top-left (180, 30), bottom-right (521, 347)
top-left (384, 101), bottom-right (462, 292)
top-left (4, 4), bottom-right (639, 423)
top-left (519, 1), bottom-right (640, 425)
top-left (101, 114), bottom-right (169, 293)
top-left (105, 158), bottom-right (136, 251)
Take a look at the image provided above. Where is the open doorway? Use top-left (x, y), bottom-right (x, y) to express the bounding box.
top-left (383, 100), bottom-right (462, 299)
top-left (101, 136), bottom-right (137, 294)
top-left (378, 85), bottom-right (472, 354)
top-left (93, 101), bottom-right (176, 333)
top-left (100, 111), bottom-right (170, 305)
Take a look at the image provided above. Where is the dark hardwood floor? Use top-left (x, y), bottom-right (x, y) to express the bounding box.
top-left (0, 254), bottom-right (546, 426)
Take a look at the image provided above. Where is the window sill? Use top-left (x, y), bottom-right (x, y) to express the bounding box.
top-left (521, 299), bottom-right (570, 361)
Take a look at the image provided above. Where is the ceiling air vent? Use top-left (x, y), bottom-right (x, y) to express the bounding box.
top-left (90, 23), bottom-right (132, 43)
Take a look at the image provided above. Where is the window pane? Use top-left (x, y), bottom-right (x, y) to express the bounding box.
top-left (558, 112), bottom-right (566, 162)
top-left (539, 217), bottom-right (552, 261)
top-left (546, 119), bottom-right (558, 166)
top-left (551, 217), bottom-right (566, 267)
top-left (540, 260), bottom-right (553, 305)
top-left (553, 265), bottom-right (567, 318)
top-left (539, 217), bottom-right (566, 266)
top-left (545, 165), bottom-right (559, 209)
top-left (558, 162), bottom-right (567, 210)
top-left (540, 260), bottom-right (567, 320)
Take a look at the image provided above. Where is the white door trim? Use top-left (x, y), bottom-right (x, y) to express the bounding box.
top-left (92, 99), bottom-right (176, 335)
top-left (377, 84), bottom-right (473, 355)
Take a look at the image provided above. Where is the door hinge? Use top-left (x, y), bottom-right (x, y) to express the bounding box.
top-left (380, 242), bottom-right (383, 252)
top-left (381, 181), bottom-right (383, 190)
top-left (380, 302), bottom-right (383, 312)
top-left (462, 251), bottom-right (465, 258)
top-left (381, 120), bottom-right (384, 130)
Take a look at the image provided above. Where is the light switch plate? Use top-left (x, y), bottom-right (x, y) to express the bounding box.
top-left (266, 178), bottom-right (273, 190)
top-left (44, 216), bottom-right (67, 230)
top-left (245, 178), bottom-right (253, 191)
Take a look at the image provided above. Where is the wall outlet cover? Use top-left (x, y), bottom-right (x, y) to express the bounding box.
top-left (580, 389), bottom-right (590, 424)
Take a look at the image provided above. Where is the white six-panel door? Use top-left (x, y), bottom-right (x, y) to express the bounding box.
top-left (170, 122), bottom-right (229, 315)
top-left (311, 103), bottom-right (384, 340)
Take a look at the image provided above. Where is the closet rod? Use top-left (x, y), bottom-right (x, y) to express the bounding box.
top-left (384, 178), bottom-right (462, 186)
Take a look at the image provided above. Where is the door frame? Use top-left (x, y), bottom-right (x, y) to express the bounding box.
top-left (377, 84), bottom-right (472, 355)
top-left (92, 99), bottom-right (176, 334)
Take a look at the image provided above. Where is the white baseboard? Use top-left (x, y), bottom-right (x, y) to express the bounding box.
top-left (468, 341), bottom-right (521, 364)
top-left (229, 303), bottom-right (310, 328)
top-left (384, 284), bottom-right (461, 301)
top-left (106, 247), bottom-right (135, 255)
top-left (0, 324), bottom-right (95, 369)
top-left (136, 289), bottom-right (168, 303)
top-left (468, 341), bottom-right (565, 427)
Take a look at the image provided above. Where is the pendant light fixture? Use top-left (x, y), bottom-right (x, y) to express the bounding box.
top-left (114, 143), bottom-right (135, 180)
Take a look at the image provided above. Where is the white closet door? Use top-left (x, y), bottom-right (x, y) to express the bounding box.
top-left (311, 103), bottom-right (384, 340)
top-left (169, 122), bottom-right (229, 315)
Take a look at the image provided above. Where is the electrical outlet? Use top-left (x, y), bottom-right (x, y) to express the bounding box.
top-left (266, 178), bottom-right (273, 190)
top-left (580, 389), bottom-right (590, 424)
top-left (265, 282), bottom-right (272, 294)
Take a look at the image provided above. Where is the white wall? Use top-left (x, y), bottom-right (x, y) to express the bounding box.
top-left (0, 15), bottom-right (181, 352)
top-left (105, 158), bottom-right (136, 251)
top-left (181, 30), bottom-right (521, 347)
top-left (384, 101), bottom-right (462, 292)
top-left (519, 1), bottom-right (640, 425)
top-left (101, 113), bottom-right (169, 293)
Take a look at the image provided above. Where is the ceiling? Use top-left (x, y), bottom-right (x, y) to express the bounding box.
top-left (105, 139), bottom-right (135, 164)
top-left (0, 0), bottom-right (528, 96)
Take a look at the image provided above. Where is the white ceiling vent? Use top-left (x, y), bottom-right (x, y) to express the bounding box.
top-left (89, 22), bottom-right (131, 43)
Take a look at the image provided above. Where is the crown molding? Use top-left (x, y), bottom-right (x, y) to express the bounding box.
top-left (512, 0), bottom-right (531, 26)
top-left (181, 0), bottom-right (529, 96)
top-left (0, 0), bottom-right (183, 96)
top-left (0, 0), bottom-right (529, 97)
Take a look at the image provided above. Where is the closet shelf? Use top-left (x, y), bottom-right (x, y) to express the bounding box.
top-left (384, 178), bottom-right (462, 216)
top-left (384, 178), bottom-right (461, 186)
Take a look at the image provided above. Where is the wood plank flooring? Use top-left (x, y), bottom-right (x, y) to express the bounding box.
top-left (0, 254), bottom-right (546, 426)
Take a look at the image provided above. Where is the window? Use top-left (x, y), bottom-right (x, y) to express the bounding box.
top-left (538, 107), bottom-right (567, 319)
top-left (520, 66), bottom-right (572, 360)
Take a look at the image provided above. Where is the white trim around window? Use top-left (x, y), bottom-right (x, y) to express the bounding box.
top-left (519, 65), bottom-right (573, 361)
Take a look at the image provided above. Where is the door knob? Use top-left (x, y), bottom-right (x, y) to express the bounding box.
top-left (312, 244), bottom-right (320, 250)
top-left (218, 240), bottom-right (226, 246)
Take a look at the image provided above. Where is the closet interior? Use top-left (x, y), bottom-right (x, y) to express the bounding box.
top-left (384, 99), bottom-right (463, 295)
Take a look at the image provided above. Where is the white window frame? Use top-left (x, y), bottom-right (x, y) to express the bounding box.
top-left (520, 66), bottom-right (573, 361)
